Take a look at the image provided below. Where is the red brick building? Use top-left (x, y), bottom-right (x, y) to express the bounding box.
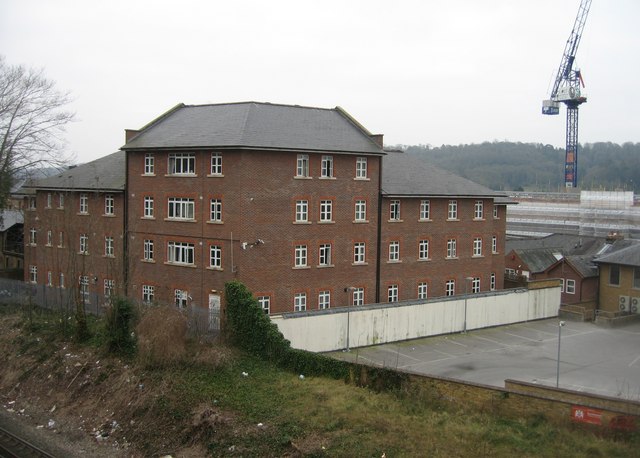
top-left (25, 102), bottom-right (507, 315)
top-left (23, 152), bottom-right (126, 304)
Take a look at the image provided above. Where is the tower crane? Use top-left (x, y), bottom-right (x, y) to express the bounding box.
top-left (542, 0), bottom-right (592, 189)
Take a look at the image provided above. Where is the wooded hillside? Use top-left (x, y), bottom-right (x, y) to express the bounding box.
top-left (403, 142), bottom-right (640, 192)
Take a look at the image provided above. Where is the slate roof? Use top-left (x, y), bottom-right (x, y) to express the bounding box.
top-left (0, 209), bottom-right (23, 232)
top-left (382, 152), bottom-right (502, 198)
top-left (564, 255), bottom-right (599, 278)
top-left (512, 248), bottom-right (563, 273)
top-left (506, 234), bottom-right (609, 257)
top-left (122, 102), bottom-right (385, 155)
top-left (24, 151), bottom-right (125, 192)
top-left (594, 242), bottom-right (640, 268)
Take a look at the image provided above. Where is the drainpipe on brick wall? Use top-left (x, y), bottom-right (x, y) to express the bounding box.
top-left (375, 156), bottom-right (383, 303)
top-left (123, 150), bottom-right (129, 296)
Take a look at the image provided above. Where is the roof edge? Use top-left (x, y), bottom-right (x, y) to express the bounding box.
top-left (123, 103), bottom-right (186, 146)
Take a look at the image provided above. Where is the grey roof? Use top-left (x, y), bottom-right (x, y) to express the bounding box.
top-left (512, 248), bottom-right (563, 273)
top-left (594, 242), bottom-right (640, 267)
top-left (506, 234), bottom-right (609, 257)
top-left (564, 255), bottom-right (599, 278)
top-left (123, 102), bottom-right (385, 155)
top-left (382, 152), bottom-right (502, 198)
top-left (24, 151), bottom-right (125, 192)
top-left (0, 209), bottom-right (23, 232)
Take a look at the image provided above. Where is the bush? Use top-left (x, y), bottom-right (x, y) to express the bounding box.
top-left (105, 297), bottom-right (137, 355)
top-left (136, 306), bottom-right (187, 367)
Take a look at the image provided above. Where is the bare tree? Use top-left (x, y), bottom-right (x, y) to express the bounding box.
top-left (0, 56), bottom-right (75, 208)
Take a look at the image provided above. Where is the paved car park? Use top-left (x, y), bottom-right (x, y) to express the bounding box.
top-left (329, 318), bottom-right (640, 400)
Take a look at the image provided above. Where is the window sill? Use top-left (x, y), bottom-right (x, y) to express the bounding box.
top-left (141, 217), bottom-right (156, 220)
top-left (473, 218), bottom-right (486, 221)
top-left (207, 220), bottom-right (224, 225)
top-left (387, 219), bottom-right (403, 223)
top-left (445, 257), bottom-right (459, 260)
top-left (318, 221), bottom-right (335, 224)
top-left (293, 221), bottom-right (311, 225)
top-left (77, 213), bottom-right (90, 216)
top-left (418, 219), bottom-right (432, 222)
top-left (472, 255), bottom-right (485, 259)
top-left (417, 258), bottom-right (431, 262)
top-left (77, 252), bottom-right (90, 256)
top-left (103, 255), bottom-right (115, 259)
top-left (164, 262), bottom-right (197, 268)
top-left (316, 264), bottom-right (335, 269)
top-left (354, 177), bottom-right (370, 181)
top-left (292, 266), bottom-right (311, 270)
top-left (387, 260), bottom-right (402, 264)
top-left (207, 174), bottom-right (224, 178)
top-left (45, 244), bottom-right (52, 248)
top-left (164, 174), bottom-right (197, 177)
top-left (446, 218), bottom-right (460, 222)
top-left (164, 218), bottom-right (197, 223)
top-left (141, 259), bottom-right (155, 263)
top-left (318, 176), bottom-right (336, 180)
top-left (353, 220), bottom-right (369, 224)
top-left (206, 266), bottom-right (224, 271)
top-left (141, 173), bottom-right (156, 177)
top-left (103, 214), bottom-right (116, 218)
top-left (352, 262), bottom-right (368, 266)
top-left (294, 176), bottom-right (312, 180)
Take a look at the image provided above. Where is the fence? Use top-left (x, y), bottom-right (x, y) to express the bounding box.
top-left (0, 278), bottom-right (220, 339)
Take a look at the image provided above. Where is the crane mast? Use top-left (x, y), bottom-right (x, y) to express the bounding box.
top-left (542, 0), bottom-right (592, 189)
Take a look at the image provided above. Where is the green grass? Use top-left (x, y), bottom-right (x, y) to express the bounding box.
top-left (2, 303), bottom-right (638, 457)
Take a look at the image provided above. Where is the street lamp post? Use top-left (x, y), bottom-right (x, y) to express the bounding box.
top-left (463, 276), bottom-right (474, 334)
top-left (556, 320), bottom-right (565, 387)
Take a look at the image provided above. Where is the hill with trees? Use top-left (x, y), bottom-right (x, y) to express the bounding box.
top-left (402, 141), bottom-right (640, 192)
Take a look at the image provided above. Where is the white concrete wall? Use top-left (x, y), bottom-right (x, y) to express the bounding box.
top-left (271, 287), bottom-right (560, 352)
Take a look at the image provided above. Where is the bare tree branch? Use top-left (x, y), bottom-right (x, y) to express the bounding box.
top-left (0, 55), bottom-right (75, 208)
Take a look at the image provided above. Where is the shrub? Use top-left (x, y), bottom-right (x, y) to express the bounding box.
top-left (105, 297), bottom-right (137, 355)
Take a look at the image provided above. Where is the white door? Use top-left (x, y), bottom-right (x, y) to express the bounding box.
top-left (208, 294), bottom-right (221, 331)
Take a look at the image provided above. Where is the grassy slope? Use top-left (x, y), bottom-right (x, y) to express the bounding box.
top-left (1, 304), bottom-right (637, 457)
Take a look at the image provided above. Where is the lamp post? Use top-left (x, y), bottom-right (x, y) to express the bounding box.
top-left (344, 287), bottom-right (356, 352)
top-left (556, 321), bottom-right (565, 388)
top-left (463, 276), bottom-right (474, 334)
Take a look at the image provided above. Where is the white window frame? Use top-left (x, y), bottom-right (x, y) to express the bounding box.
top-left (388, 284), bottom-right (399, 302)
top-left (143, 196), bottom-right (154, 218)
top-left (175, 289), bottom-right (188, 307)
top-left (354, 242), bottom-right (366, 264)
top-left (420, 200), bottom-right (430, 220)
top-left (566, 279), bottom-right (576, 294)
top-left (445, 279), bottom-right (455, 296)
top-left (447, 200), bottom-right (458, 220)
top-left (355, 157), bottom-right (367, 179)
top-left (59, 272), bottom-right (65, 288)
top-left (168, 153), bottom-right (196, 175)
top-left (318, 290), bottom-right (331, 309)
top-left (210, 153), bottom-right (223, 175)
top-left (418, 282), bottom-right (428, 300)
top-left (493, 205), bottom-right (499, 218)
top-left (352, 287), bottom-right (364, 306)
top-left (296, 154), bottom-right (309, 177)
top-left (210, 198), bottom-right (222, 223)
top-left (79, 234), bottom-right (89, 254)
top-left (490, 273), bottom-right (496, 291)
top-left (105, 194), bottom-right (115, 215)
top-left (144, 153), bottom-right (155, 175)
top-left (471, 277), bottom-right (480, 293)
top-left (258, 295), bottom-right (271, 314)
top-left (142, 285), bottom-right (155, 303)
top-left (446, 238), bottom-right (457, 259)
top-left (58, 192), bottom-right (64, 209)
top-left (294, 292), bottom-right (307, 311)
top-left (46, 193), bottom-right (52, 208)
top-left (492, 236), bottom-right (498, 254)
top-left (58, 231), bottom-right (64, 248)
top-left (389, 200), bottom-right (401, 221)
top-left (168, 197), bottom-right (195, 221)
top-left (294, 244), bottom-right (308, 268)
top-left (29, 265), bottom-right (37, 283)
top-left (46, 230), bottom-right (52, 246)
top-left (143, 239), bottom-right (154, 261)
top-left (318, 243), bottom-right (332, 267)
top-left (473, 238), bottom-right (482, 257)
top-left (321, 155), bottom-right (333, 178)
top-left (474, 200), bottom-right (484, 219)
top-left (389, 241), bottom-right (400, 262)
top-left (167, 241), bottom-right (195, 266)
top-left (29, 228), bottom-right (36, 245)
top-left (104, 279), bottom-right (115, 298)
top-left (47, 271), bottom-right (52, 286)
top-left (209, 245), bottom-right (222, 269)
top-left (28, 197), bottom-right (36, 210)
top-left (295, 200), bottom-right (308, 223)
top-left (419, 239), bottom-right (429, 260)
top-left (319, 200), bottom-right (333, 222)
top-left (105, 236), bottom-right (114, 257)
top-left (79, 275), bottom-right (90, 302)
top-left (79, 193), bottom-right (88, 214)
top-left (355, 200), bottom-right (367, 222)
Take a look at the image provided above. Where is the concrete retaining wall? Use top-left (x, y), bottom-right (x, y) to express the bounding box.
top-left (272, 286), bottom-right (560, 352)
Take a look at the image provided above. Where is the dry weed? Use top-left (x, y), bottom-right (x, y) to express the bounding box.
top-left (136, 306), bottom-right (187, 367)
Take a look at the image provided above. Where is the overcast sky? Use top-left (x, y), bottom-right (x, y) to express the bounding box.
top-left (2, 0), bottom-right (639, 164)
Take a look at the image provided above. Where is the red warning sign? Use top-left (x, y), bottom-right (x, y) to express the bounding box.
top-left (571, 406), bottom-right (602, 425)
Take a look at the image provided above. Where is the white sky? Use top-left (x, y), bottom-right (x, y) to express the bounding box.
top-left (2, 0), bottom-right (639, 163)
